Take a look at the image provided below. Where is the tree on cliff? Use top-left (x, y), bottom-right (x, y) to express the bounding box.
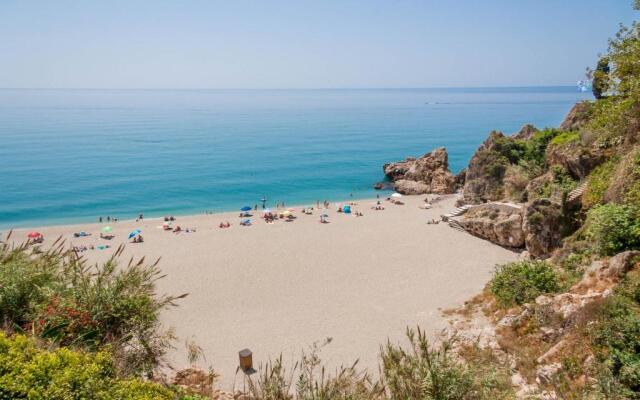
top-left (591, 57), bottom-right (610, 99)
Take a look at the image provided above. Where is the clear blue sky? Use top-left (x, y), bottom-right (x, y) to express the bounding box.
top-left (0, 1), bottom-right (637, 89)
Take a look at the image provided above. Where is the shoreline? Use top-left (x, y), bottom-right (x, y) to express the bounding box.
top-left (1, 191), bottom-right (395, 232)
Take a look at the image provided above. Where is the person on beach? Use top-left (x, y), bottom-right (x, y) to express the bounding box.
top-left (107, 216), bottom-right (111, 222)
top-left (99, 216), bottom-right (102, 223)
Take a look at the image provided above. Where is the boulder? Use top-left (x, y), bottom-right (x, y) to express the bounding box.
top-left (522, 199), bottom-right (565, 259)
top-left (459, 203), bottom-right (525, 247)
top-left (602, 250), bottom-right (640, 279)
top-left (383, 147), bottom-right (456, 194)
top-left (559, 101), bottom-right (592, 131)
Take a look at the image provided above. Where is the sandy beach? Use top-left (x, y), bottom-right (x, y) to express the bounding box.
top-left (5, 194), bottom-right (517, 388)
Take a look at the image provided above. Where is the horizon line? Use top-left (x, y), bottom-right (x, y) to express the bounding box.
top-left (0, 84), bottom-right (581, 91)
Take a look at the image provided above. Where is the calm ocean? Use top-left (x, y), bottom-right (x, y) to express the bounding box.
top-left (0, 87), bottom-right (591, 228)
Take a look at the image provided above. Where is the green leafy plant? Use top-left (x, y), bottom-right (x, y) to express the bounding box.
top-left (489, 261), bottom-right (562, 307)
top-left (0, 239), bottom-right (186, 377)
top-left (0, 332), bottom-right (176, 400)
top-left (380, 328), bottom-right (512, 400)
top-left (583, 158), bottom-right (618, 208)
top-left (584, 204), bottom-right (640, 256)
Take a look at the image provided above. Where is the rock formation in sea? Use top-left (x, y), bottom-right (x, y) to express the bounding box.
top-left (381, 147), bottom-right (457, 194)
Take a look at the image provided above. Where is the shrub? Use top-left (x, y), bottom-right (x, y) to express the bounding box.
top-left (245, 338), bottom-right (382, 400)
top-left (0, 239), bottom-right (61, 329)
top-left (489, 261), bottom-right (562, 307)
top-left (550, 131), bottom-right (581, 146)
top-left (583, 158), bottom-right (618, 208)
top-left (584, 204), bottom-right (640, 256)
top-left (521, 128), bottom-right (562, 168)
top-left (0, 332), bottom-right (176, 400)
top-left (590, 270), bottom-right (640, 398)
top-left (380, 328), bottom-right (512, 400)
top-left (0, 241), bottom-right (186, 376)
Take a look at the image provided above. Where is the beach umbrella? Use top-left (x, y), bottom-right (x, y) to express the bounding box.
top-left (241, 206), bottom-right (252, 211)
top-left (101, 226), bottom-right (112, 233)
top-left (281, 210), bottom-right (291, 216)
top-left (27, 232), bottom-right (42, 239)
top-left (242, 219), bottom-right (251, 224)
top-left (128, 229), bottom-right (141, 239)
top-left (391, 192), bottom-right (403, 198)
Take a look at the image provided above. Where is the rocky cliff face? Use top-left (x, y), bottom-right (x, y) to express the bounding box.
top-left (458, 203), bottom-right (525, 247)
top-left (545, 141), bottom-right (605, 180)
top-left (559, 101), bottom-right (592, 131)
top-left (462, 131), bottom-right (510, 204)
top-left (522, 199), bottom-right (565, 259)
top-left (382, 147), bottom-right (457, 194)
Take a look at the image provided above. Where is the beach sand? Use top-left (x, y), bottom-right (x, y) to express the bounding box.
top-left (6, 195), bottom-right (518, 388)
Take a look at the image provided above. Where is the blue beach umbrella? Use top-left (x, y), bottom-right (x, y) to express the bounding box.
top-left (128, 229), bottom-right (141, 239)
top-left (241, 206), bottom-right (252, 211)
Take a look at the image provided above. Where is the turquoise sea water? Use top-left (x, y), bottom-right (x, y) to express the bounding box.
top-left (0, 87), bottom-right (591, 228)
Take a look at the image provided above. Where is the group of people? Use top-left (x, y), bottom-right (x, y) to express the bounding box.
top-left (219, 221), bottom-right (232, 228)
top-left (98, 216), bottom-right (119, 223)
top-left (132, 235), bottom-right (144, 243)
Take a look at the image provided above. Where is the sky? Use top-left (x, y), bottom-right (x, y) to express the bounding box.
top-left (0, 1), bottom-right (637, 89)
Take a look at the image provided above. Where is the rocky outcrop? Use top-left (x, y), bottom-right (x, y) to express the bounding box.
top-left (546, 141), bottom-right (605, 180)
top-left (522, 199), bottom-right (565, 259)
top-left (383, 147), bottom-right (456, 194)
top-left (602, 250), bottom-right (640, 279)
top-left (459, 203), bottom-right (524, 247)
top-left (463, 131), bottom-right (510, 204)
top-left (559, 101), bottom-right (592, 131)
top-left (512, 124), bottom-right (539, 140)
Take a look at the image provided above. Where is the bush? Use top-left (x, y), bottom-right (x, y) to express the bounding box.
top-left (245, 338), bottom-right (382, 400)
top-left (584, 204), bottom-right (640, 256)
top-left (0, 241), bottom-right (186, 376)
top-left (0, 332), bottom-right (176, 400)
top-left (380, 328), bottom-right (512, 400)
top-left (521, 129), bottom-right (562, 169)
top-left (591, 270), bottom-right (640, 398)
top-left (489, 261), bottom-right (562, 307)
top-left (584, 158), bottom-right (618, 208)
top-left (550, 131), bottom-right (581, 146)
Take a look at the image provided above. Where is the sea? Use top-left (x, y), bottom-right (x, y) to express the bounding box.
top-left (0, 87), bottom-right (592, 229)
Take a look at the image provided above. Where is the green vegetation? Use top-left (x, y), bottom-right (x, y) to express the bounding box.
top-left (591, 57), bottom-right (611, 100)
top-left (0, 332), bottom-right (177, 400)
top-left (380, 328), bottom-right (513, 400)
top-left (520, 128), bottom-right (562, 169)
top-left (583, 158), bottom-right (618, 208)
top-left (0, 240), bottom-right (185, 377)
top-left (490, 261), bottom-right (562, 307)
top-left (591, 269), bottom-right (640, 399)
top-left (538, 166), bottom-right (578, 201)
top-left (584, 204), bottom-right (640, 256)
top-left (550, 131), bottom-right (580, 146)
